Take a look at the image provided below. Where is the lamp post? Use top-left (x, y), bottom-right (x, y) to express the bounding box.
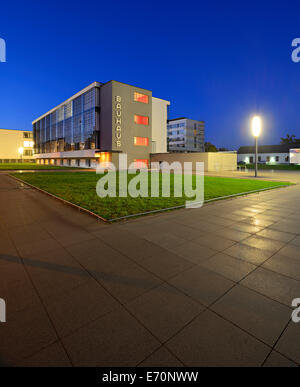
top-left (18, 147), bottom-right (24, 163)
top-left (251, 116), bottom-right (262, 178)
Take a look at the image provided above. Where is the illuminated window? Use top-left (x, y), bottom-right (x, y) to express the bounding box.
top-left (134, 137), bottom-right (149, 146)
top-left (134, 114), bottom-right (149, 125)
top-left (134, 92), bottom-right (149, 104)
top-left (98, 152), bottom-right (111, 163)
top-left (24, 141), bottom-right (34, 148)
top-left (134, 159), bottom-right (149, 168)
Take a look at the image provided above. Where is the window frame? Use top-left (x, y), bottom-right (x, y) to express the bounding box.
top-left (134, 114), bottom-right (149, 125)
top-left (133, 92), bottom-right (149, 104)
top-left (134, 136), bottom-right (149, 146)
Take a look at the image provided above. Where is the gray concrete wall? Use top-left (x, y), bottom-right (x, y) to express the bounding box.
top-left (109, 80), bottom-right (152, 166)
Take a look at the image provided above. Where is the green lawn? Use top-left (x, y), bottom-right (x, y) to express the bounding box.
top-left (241, 163), bottom-right (300, 170)
top-left (0, 163), bottom-right (76, 170)
top-left (11, 172), bottom-right (291, 221)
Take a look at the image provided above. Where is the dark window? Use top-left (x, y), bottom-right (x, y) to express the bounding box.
top-left (258, 156), bottom-right (261, 162)
top-left (250, 156), bottom-right (254, 163)
top-left (266, 156), bottom-right (270, 162)
top-left (276, 156), bottom-right (279, 162)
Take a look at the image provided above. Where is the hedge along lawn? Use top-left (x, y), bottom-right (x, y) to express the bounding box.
top-left (11, 172), bottom-right (292, 221)
top-left (242, 163), bottom-right (300, 171)
top-left (0, 163), bottom-right (77, 170)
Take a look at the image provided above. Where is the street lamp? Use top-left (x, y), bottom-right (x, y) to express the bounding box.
top-left (18, 147), bottom-right (24, 163)
top-left (251, 116), bottom-right (262, 177)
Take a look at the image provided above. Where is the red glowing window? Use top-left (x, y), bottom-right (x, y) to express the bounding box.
top-left (134, 137), bottom-right (149, 146)
top-left (134, 114), bottom-right (149, 125)
top-left (134, 159), bottom-right (149, 169)
top-left (134, 92), bottom-right (149, 104)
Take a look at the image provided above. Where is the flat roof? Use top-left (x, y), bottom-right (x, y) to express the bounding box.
top-left (0, 128), bottom-right (32, 132)
top-left (238, 143), bottom-right (300, 154)
top-left (168, 117), bottom-right (205, 123)
top-left (168, 117), bottom-right (187, 121)
top-left (32, 80), bottom-right (168, 125)
top-left (32, 82), bottom-right (101, 124)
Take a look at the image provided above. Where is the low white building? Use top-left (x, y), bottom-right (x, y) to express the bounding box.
top-left (238, 144), bottom-right (300, 165)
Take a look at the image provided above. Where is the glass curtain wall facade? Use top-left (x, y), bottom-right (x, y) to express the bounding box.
top-left (33, 88), bottom-right (98, 154)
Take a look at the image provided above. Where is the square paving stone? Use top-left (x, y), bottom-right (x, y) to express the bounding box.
top-left (127, 283), bottom-right (204, 342)
top-left (0, 262), bottom-right (40, 314)
top-left (17, 237), bottom-right (62, 259)
top-left (276, 244), bottom-right (300, 259)
top-left (269, 221), bottom-right (299, 234)
top-left (23, 248), bottom-right (90, 300)
top-left (66, 238), bottom-right (135, 275)
top-left (132, 246), bottom-right (195, 281)
top-left (0, 301), bottom-right (58, 365)
top-left (184, 221), bottom-right (224, 233)
top-left (262, 253), bottom-right (300, 281)
top-left (44, 278), bottom-right (120, 337)
top-left (229, 222), bottom-right (264, 234)
top-left (191, 234), bottom-right (236, 251)
top-left (240, 217), bottom-right (275, 228)
top-left (93, 262), bottom-right (163, 304)
top-left (256, 229), bottom-right (295, 243)
top-left (206, 217), bottom-right (235, 227)
top-left (63, 308), bottom-right (160, 366)
top-left (241, 235), bottom-right (285, 253)
top-left (289, 235), bottom-right (300, 247)
top-left (275, 322), bottom-right (300, 365)
top-left (8, 223), bottom-right (50, 247)
top-left (214, 228), bottom-right (251, 242)
top-left (200, 252), bottom-right (256, 282)
top-left (158, 222), bottom-right (205, 241)
top-left (18, 342), bottom-right (72, 367)
top-left (168, 266), bottom-right (235, 306)
top-left (142, 231), bottom-right (187, 250)
top-left (166, 310), bottom-right (270, 367)
top-left (165, 241), bottom-right (217, 265)
top-left (241, 267), bottom-right (300, 307)
top-left (138, 347), bottom-right (183, 367)
top-left (212, 285), bottom-right (291, 346)
top-left (263, 351), bottom-right (297, 367)
top-left (223, 243), bottom-right (274, 265)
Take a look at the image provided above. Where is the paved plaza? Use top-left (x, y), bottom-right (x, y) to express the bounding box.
top-left (0, 171), bottom-right (300, 366)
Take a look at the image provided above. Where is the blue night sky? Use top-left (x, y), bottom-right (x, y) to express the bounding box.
top-left (0, 0), bottom-right (299, 149)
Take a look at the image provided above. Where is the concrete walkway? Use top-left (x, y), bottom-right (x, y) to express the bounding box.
top-left (0, 172), bottom-right (300, 367)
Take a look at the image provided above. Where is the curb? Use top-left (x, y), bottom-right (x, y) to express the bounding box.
top-left (9, 174), bottom-right (108, 223)
top-left (8, 173), bottom-right (293, 223)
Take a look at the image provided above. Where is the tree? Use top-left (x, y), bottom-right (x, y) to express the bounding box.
top-left (218, 147), bottom-right (228, 151)
top-left (280, 134), bottom-right (296, 144)
top-left (204, 142), bottom-right (218, 152)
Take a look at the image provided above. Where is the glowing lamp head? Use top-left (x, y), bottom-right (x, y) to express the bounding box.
top-left (18, 147), bottom-right (24, 155)
top-left (251, 116), bottom-right (262, 137)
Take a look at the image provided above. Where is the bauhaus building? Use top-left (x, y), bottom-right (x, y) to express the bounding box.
top-left (32, 80), bottom-right (170, 168)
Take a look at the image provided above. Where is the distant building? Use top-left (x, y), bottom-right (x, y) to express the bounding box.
top-left (237, 143), bottom-right (300, 164)
top-left (167, 118), bottom-right (205, 152)
top-left (32, 81), bottom-right (170, 168)
top-left (0, 129), bottom-right (34, 163)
